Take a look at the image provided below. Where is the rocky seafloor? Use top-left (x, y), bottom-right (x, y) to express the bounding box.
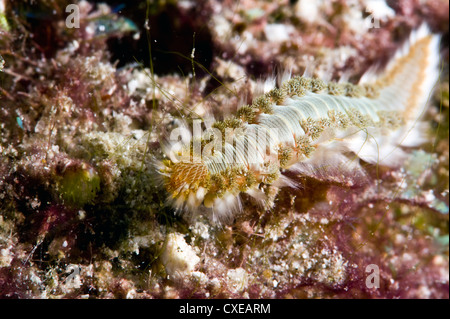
top-left (0, 0), bottom-right (448, 299)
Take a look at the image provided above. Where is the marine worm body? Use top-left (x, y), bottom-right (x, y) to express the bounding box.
top-left (158, 25), bottom-right (441, 223)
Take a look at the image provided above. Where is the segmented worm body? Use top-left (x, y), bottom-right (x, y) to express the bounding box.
top-left (159, 25), bottom-right (440, 223)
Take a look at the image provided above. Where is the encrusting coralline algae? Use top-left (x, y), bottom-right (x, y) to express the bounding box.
top-left (0, 0), bottom-right (448, 299)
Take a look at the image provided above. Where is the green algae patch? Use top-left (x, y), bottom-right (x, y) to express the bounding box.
top-left (59, 164), bottom-right (100, 207)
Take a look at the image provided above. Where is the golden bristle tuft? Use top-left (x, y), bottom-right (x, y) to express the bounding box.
top-left (166, 161), bottom-right (209, 197)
